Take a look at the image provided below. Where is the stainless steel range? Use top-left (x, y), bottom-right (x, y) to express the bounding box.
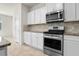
top-left (44, 29), bottom-right (64, 56)
top-left (44, 10), bottom-right (64, 56)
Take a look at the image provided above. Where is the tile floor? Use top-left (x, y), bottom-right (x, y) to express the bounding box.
top-left (6, 37), bottom-right (47, 56)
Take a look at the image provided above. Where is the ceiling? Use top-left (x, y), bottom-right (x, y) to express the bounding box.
top-left (23, 3), bottom-right (39, 8)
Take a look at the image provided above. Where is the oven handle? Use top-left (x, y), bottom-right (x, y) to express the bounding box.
top-left (46, 19), bottom-right (63, 22)
top-left (44, 36), bottom-right (62, 40)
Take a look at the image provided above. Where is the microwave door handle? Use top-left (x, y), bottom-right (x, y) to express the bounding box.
top-left (58, 12), bottom-right (60, 19)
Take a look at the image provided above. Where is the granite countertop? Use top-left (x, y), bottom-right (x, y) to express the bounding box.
top-left (24, 30), bottom-right (48, 33)
top-left (64, 33), bottom-right (79, 36)
top-left (25, 31), bottom-right (79, 36)
top-left (0, 39), bottom-right (11, 48)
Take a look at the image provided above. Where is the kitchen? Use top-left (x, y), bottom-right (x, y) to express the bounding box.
top-left (0, 3), bottom-right (79, 56)
top-left (23, 3), bottom-right (79, 56)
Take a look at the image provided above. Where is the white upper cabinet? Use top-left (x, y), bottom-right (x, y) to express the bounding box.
top-left (27, 6), bottom-right (47, 25)
top-left (56, 3), bottom-right (63, 10)
top-left (64, 3), bottom-right (76, 22)
top-left (27, 12), bottom-right (31, 25)
top-left (27, 3), bottom-right (64, 25)
top-left (76, 3), bottom-right (79, 20)
top-left (27, 11), bottom-right (35, 25)
top-left (40, 6), bottom-right (47, 24)
top-left (30, 11), bottom-right (35, 24)
top-left (46, 3), bottom-right (56, 12)
top-left (34, 6), bottom-right (47, 24)
top-left (46, 3), bottom-right (63, 13)
top-left (34, 8), bottom-right (41, 24)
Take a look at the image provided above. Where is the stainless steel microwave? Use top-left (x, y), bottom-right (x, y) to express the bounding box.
top-left (46, 10), bottom-right (64, 23)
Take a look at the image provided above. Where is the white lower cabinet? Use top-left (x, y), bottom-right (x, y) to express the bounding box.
top-left (31, 33), bottom-right (38, 49)
top-left (64, 3), bottom-right (76, 21)
top-left (37, 33), bottom-right (43, 51)
top-left (31, 33), bottom-right (43, 51)
top-left (64, 36), bottom-right (79, 56)
top-left (24, 32), bottom-right (43, 51)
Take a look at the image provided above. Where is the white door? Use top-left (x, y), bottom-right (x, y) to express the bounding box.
top-left (40, 6), bottom-right (47, 24)
top-left (64, 39), bottom-right (79, 56)
top-left (64, 3), bottom-right (76, 21)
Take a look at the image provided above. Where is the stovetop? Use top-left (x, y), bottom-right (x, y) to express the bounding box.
top-left (44, 30), bottom-right (64, 35)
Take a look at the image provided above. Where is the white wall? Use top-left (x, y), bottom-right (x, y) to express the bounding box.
top-left (0, 3), bottom-right (22, 45)
top-left (0, 3), bottom-right (17, 16)
top-left (0, 3), bottom-right (29, 45)
top-left (12, 4), bottom-right (22, 44)
top-left (21, 4), bottom-right (29, 43)
top-left (21, 4), bottom-right (29, 25)
top-left (31, 3), bottom-right (46, 11)
top-left (1, 14), bottom-right (13, 38)
top-left (13, 4), bottom-right (29, 44)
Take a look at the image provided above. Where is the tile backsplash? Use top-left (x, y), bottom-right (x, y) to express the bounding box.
top-left (24, 21), bottom-right (79, 35)
top-left (24, 24), bottom-right (48, 32)
top-left (65, 21), bottom-right (79, 35)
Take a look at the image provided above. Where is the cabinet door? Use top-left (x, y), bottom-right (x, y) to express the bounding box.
top-left (24, 32), bottom-right (32, 46)
top-left (27, 11), bottom-right (35, 25)
top-left (56, 3), bottom-right (63, 10)
top-left (40, 6), bottom-right (47, 24)
top-left (76, 3), bottom-right (79, 21)
top-left (37, 33), bottom-right (43, 51)
top-left (31, 33), bottom-right (38, 48)
top-left (24, 32), bottom-right (29, 44)
top-left (64, 39), bottom-right (79, 56)
top-left (46, 3), bottom-right (56, 12)
top-left (27, 12), bottom-right (31, 25)
top-left (64, 3), bottom-right (76, 21)
top-left (30, 11), bottom-right (35, 24)
top-left (35, 8), bottom-right (41, 24)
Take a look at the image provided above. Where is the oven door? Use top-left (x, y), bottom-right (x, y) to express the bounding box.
top-left (44, 36), bottom-right (63, 54)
